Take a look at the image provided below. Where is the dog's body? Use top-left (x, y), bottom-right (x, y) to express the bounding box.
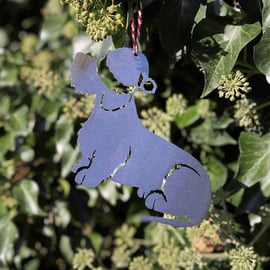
top-left (71, 48), bottom-right (211, 226)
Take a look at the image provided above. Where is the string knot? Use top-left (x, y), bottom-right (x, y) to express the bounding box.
top-left (130, 0), bottom-right (142, 56)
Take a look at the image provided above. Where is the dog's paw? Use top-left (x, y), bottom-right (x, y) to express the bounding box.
top-left (144, 190), bottom-right (167, 211)
top-left (75, 170), bottom-right (86, 185)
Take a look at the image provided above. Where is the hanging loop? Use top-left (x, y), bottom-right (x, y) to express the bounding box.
top-left (130, 0), bottom-right (143, 55)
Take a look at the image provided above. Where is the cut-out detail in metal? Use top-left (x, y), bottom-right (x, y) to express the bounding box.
top-left (71, 48), bottom-right (211, 227)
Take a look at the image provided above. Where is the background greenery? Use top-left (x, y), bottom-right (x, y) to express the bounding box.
top-left (1, 0), bottom-right (270, 269)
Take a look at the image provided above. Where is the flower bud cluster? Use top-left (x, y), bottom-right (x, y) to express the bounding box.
top-left (20, 66), bottom-right (59, 98)
top-left (233, 97), bottom-right (260, 129)
top-left (218, 70), bottom-right (251, 102)
top-left (63, 95), bottom-right (95, 122)
top-left (62, 0), bottom-right (124, 41)
top-left (229, 246), bottom-right (257, 270)
top-left (129, 256), bottom-right (153, 270)
top-left (141, 107), bottom-right (171, 140)
top-left (73, 248), bottom-right (95, 270)
top-left (218, 70), bottom-right (260, 129)
top-left (166, 93), bottom-right (187, 118)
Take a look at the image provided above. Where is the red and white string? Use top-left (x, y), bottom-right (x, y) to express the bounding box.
top-left (131, 0), bottom-right (142, 55)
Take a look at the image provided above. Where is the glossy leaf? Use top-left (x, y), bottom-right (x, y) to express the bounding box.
top-left (55, 116), bottom-right (74, 161)
top-left (253, 0), bottom-right (270, 77)
top-left (238, 0), bottom-right (262, 20)
top-left (0, 133), bottom-right (14, 161)
top-left (237, 132), bottom-right (270, 197)
top-left (54, 201), bottom-right (71, 228)
top-left (207, 156), bottom-right (227, 192)
top-left (142, 0), bottom-right (157, 8)
top-left (0, 216), bottom-right (18, 265)
top-left (5, 106), bottom-right (30, 136)
top-left (0, 96), bottom-right (10, 117)
top-left (61, 144), bottom-right (79, 178)
top-left (262, 0), bottom-right (270, 30)
top-left (59, 235), bottom-right (73, 264)
top-left (193, 19), bottom-right (261, 97)
top-left (175, 105), bottom-right (200, 128)
top-left (40, 14), bottom-right (67, 43)
top-left (237, 184), bottom-right (266, 213)
top-left (158, 0), bottom-right (201, 59)
top-left (12, 179), bottom-right (43, 216)
top-left (98, 181), bottom-right (122, 206)
top-left (227, 189), bottom-right (245, 208)
top-left (40, 100), bottom-right (62, 130)
top-left (190, 114), bottom-right (236, 146)
top-left (0, 66), bottom-right (18, 87)
top-left (254, 29), bottom-right (270, 76)
top-left (89, 232), bottom-right (103, 254)
top-left (24, 259), bottom-right (40, 270)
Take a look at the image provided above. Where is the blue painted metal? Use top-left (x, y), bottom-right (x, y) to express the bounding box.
top-left (71, 47), bottom-right (211, 227)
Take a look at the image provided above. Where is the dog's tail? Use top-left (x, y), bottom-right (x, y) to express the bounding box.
top-left (139, 214), bottom-right (204, 227)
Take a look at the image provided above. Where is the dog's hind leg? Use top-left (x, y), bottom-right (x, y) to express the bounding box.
top-left (143, 162), bottom-right (211, 226)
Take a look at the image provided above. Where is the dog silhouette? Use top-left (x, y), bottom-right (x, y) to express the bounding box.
top-left (71, 47), bottom-right (211, 227)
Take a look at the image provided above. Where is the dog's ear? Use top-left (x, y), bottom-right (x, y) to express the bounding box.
top-left (70, 53), bottom-right (104, 95)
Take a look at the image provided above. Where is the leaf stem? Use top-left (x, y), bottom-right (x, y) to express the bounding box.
top-left (167, 226), bottom-right (186, 246)
top-left (202, 252), bottom-right (229, 260)
top-left (255, 100), bottom-right (270, 111)
top-left (250, 219), bottom-right (270, 246)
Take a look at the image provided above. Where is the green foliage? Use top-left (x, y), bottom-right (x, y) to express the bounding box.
top-left (237, 132), bottom-right (270, 196)
top-left (193, 19), bottom-right (261, 97)
top-left (12, 179), bottom-right (44, 216)
top-left (254, 0), bottom-right (270, 77)
top-left (1, 0), bottom-right (270, 269)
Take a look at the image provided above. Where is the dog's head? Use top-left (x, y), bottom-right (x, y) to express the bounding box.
top-left (71, 48), bottom-right (157, 96)
top-left (106, 48), bottom-right (157, 94)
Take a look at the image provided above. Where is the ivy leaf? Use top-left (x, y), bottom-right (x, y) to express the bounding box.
top-left (193, 19), bottom-right (261, 97)
top-left (54, 201), bottom-right (71, 228)
top-left (237, 132), bottom-right (270, 197)
top-left (253, 0), bottom-right (270, 76)
top-left (254, 29), bottom-right (270, 76)
top-left (0, 96), bottom-right (10, 117)
top-left (227, 189), bottom-right (245, 208)
top-left (89, 232), bottom-right (103, 254)
top-left (55, 116), bottom-right (74, 162)
top-left (158, 0), bottom-right (201, 59)
top-left (0, 216), bottom-right (18, 265)
top-left (5, 106), bottom-right (31, 136)
top-left (175, 104), bottom-right (200, 128)
top-left (61, 144), bottom-right (79, 178)
top-left (142, 0), bottom-right (157, 8)
top-left (40, 100), bottom-right (62, 130)
top-left (59, 235), bottom-right (74, 264)
top-left (262, 0), bottom-right (270, 30)
top-left (238, 0), bottom-right (262, 20)
top-left (207, 156), bottom-right (227, 192)
top-left (0, 133), bottom-right (15, 162)
top-left (40, 14), bottom-right (67, 44)
top-left (190, 114), bottom-right (236, 146)
top-left (12, 179), bottom-right (44, 216)
top-left (0, 66), bottom-right (18, 87)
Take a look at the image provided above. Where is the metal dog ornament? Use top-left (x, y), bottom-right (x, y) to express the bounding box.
top-left (71, 47), bottom-right (211, 227)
